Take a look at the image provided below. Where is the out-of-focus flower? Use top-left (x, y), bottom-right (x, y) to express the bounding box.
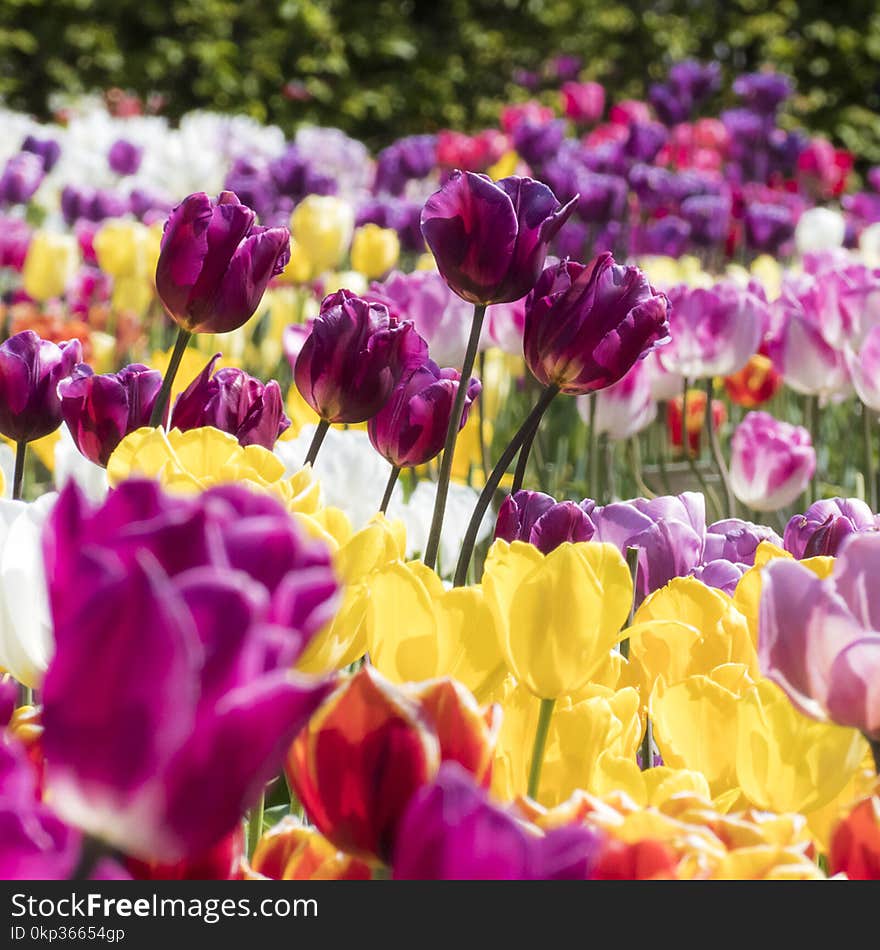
top-left (846, 325), bottom-right (880, 411)
top-left (783, 498), bottom-right (880, 559)
top-left (350, 224), bottom-right (400, 280)
top-left (0, 152), bottom-right (44, 206)
top-left (155, 191), bottom-right (290, 334)
top-left (21, 232), bottom-right (79, 301)
top-left (0, 495), bottom-right (54, 688)
top-left (797, 139), bottom-right (853, 200)
top-left (759, 535), bottom-right (880, 740)
top-left (59, 364), bottom-right (162, 467)
top-left (733, 71), bottom-right (792, 115)
top-left (0, 331), bottom-right (81, 444)
top-left (420, 172), bottom-right (576, 305)
top-left (482, 540), bottom-right (631, 698)
top-left (294, 290), bottom-right (427, 424)
top-left (367, 361), bottom-right (480, 468)
top-left (729, 411), bottom-right (815, 512)
top-left (524, 254), bottom-right (670, 395)
top-left (126, 827), bottom-right (244, 881)
top-left (21, 134), bottom-right (61, 173)
top-left (249, 818), bottom-right (371, 880)
top-left (289, 195), bottom-right (355, 277)
top-left (794, 207), bottom-right (846, 255)
top-left (581, 360), bottom-right (657, 441)
top-left (171, 355), bottom-right (289, 450)
top-left (561, 81), bottom-right (605, 124)
top-left (724, 353), bottom-right (781, 408)
top-left (830, 795), bottom-right (880, 879)
top-left (494, 491), bottom-right (596, 554)
top-left (41, 480), bottom-right (338, 861)
top-left (744, 203), bottom-right (796, 255)
top-left (107, 138), bottom-right (143, 176)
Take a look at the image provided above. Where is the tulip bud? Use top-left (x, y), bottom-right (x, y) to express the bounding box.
top-left (294, 290), bottom-right (428, 424)
top-left (350, 224), bottom-right (400, 279)
top-left (729, 411), bottom-right (815, 512)
top-left (155, 191), bottom-right (290, 334)
top-left (420, 172), bottom-right (576, 305)
top-left (171, 355), bottom-right (290, 450)
top-left (59, 363), bottom-right (163, 466)
top-left (0, 330), bottom-right (81, 444)
top-left (367, 360), bottom-right (480, 467)
top-left (523, 254), bottom-right (670, 395)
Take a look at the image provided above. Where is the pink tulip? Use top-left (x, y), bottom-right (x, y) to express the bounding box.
top-left (580, 360), bottom-right (656, 441)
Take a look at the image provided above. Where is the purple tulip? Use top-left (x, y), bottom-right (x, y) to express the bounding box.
top-left (294, 289), bottom-right (428, 424)
top-left (703, 518), bottom-right (782, 566)
top-left (729, 412), bottom-right (816, 512)
top-left (733, 72), bottom-right (793, 115)
top-left (745, 203), bottom-right (796, 254)
top-left (171, 355), bottom-right (290, 450)
top-left (494, 490), bottom-right (596, 553)
top-left (668, 60), bottom-right (721, 105)
top-left (40, 480), bottom-right (339, 861)
top-left (61, 185), bottom-right (130, 225)
top-left (783, 498), bottom-right (880, 559)
top-left (107, 139), bottom-right (144, 176)
top-left (392, 764), bottom-right (538, 880)
top-left (689, 559), bottom-right (747, 596)
top-left (0, 330), bottom-right (81, 444)
top-left (374, 135), bottom-right (437, 196)
top-left (21, 134), bottom-right (61, 173)
top-left (679, 194), bottom-right (731, 247)
top-left (367, 361), bottom-right (480, 468)
top-left (59, 363), bottom-right (163, 466)
top-left (623, 121), bottom-right (667, 164)
top-left (638, 215), bottom-right (692, 257)
top-left (573, 172), bottom-right (628, 224)
top-left (759, 534), bottom-right (880, 740)
top-left (420, 172), bottom-right (576, 306)
top-left (512, 120), bottom-right (567, 168)
top-left (155, 190), bottom-right (291, 334)
top-left (591, 492), bottom-right (705, 604)
top-left (523, 253), bottom-right (670, 395)
top-left (649, 83), bottom-right (692, 126)
top-left (0, 153), bottom-right (45, 205)
top-left (660, 282), bottom-right (764, 379)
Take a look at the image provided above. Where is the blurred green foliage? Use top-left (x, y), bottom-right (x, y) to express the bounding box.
top-left (2, 0), bottom-right (879, 159)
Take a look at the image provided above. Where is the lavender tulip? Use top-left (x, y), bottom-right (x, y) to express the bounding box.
top-left (523, 253), bottom-right (670, 395)
top-left (0, 330), bottom-right (81, 444)
top-left (420, 172), bottom-right (576, 305)
top-left (295, 290), bottom-right (428, 425)
top-left (729, 412), bottom-right (816, 512)
top-left (59, 363), bottom-right (163, 466)
top-left (21, 134), bottom-right (61, 173)
top-left (171, 355), bottom-right (290, 450)
top-left (703, 518), bottom-right (782, 566)
top-left (690, 559), bottom-right (747, 596)
top-left (155, 190), bottom-right (291, 334)
top-left (367, 361), bottom-right (480, 468)
top-left (40, 480), bottom-right (339, 861)
top-left (0, 153), bottom-right (45, 206)
top-left (494, 490), bottom-right (596, 553)
top-left (745, 203), bottom-right (796, 254)
top-left (784, 498), bottom-right (880, 559)
top-left (733, 72), bottom-right (793, 115)
top-left (679, 194), bottom-right (731, 247)
top-left (107, 139), bottom-right (144, 176)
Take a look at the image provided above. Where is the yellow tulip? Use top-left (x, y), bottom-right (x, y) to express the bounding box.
top-left (290, 196), bottom-right (354, 276)
top-left (735, 680), bottom-right (868, 815)
top-left (106, 426), bottom-right (320, 512)
top-left (750, 254), bottom-right (784, 301)
top-left (350, 225), bottom-right (399, 280)
top-left (22, 231), bottom-right (79, 301)
top-left (295, 514), bottom-right (406, 673)
top-left (322, 270), bottom-right (368, 296)
top-left (711, 846), bottom-right (823, 880)
top-left (483, 540), bottom-right (632, 699)
top-left (277, 237), bottom-right (313, 285)
top-left (487, 150), bottom-right (520, 181)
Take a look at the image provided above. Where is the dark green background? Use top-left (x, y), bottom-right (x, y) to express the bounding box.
top-left (2, 0), bottom-right (879, 160)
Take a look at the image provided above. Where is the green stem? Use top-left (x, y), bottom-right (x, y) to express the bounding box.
top-left (656, 403), bottom-right (672, 494)
top-left (620, 544), bottom-right (640, 660)
top-left (808, 395), bottom-right (821, 503)
top-left (628, 437), bottom-right (655, 499)
top-left (423, 304), bottom-right (487, 570)
top-left (453, 385), bottom-right (559, 587)
top-left (640, 718), bottom-right (654, 771)
top-left (511, 412), bottom-right (543, 495)
top-left (588, 393), bottom-right (598, 501)
top-left (703, 378), bottom-right (736, 519)
top-left (682, 380), bottom-right (719, 517)
top-left (477, 350), bottom-right (490, 485)
top-left (864, 405), bottom-right (876, 511)
top-left (527, 697), bottom-right (556, 800)
top-left (379, 465), bottom-right (401, 514)
top-left (247, 790), bottom-right (265, 858)
top-left (149, 327), bottom-right (192, 427)
top-left (12, 440), bottom-right (26, 501)
top-left (304, 418), bottom-right (330, 467)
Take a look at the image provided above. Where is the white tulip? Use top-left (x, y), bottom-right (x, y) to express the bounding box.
top-left (795, 207), bottom-right (846, 255)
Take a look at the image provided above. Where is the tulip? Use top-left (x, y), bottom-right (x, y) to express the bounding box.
top-left (724, 353), bottom-right (781, 408)
top-left (0, 152), bottom-right (44, 206)
top-left (367, 360), bottom-right (480, 487)
top-left (21, 231), bottom-right (79, 301)
top-left (59, 364), bottom-right (163, 467)
top-left (794, 207), bottom-right (846, 255)
top-left (660, 282), bottom-right (764, 379)
top-left (294, 290), bottom-right (428, 462)
top-left (126, 827), bottom-right (244, 881)
top-left (829, 796), bottom-right (880, 880)
top-left (846, 325), bottom-right (880, 411)
top-left (420, 172), bottom-right (576, 307)
top-left (523, 254), bottom-right (670, 395)
top-left (21, 134), bottom-right (61, 173)
top-left (107, 138), bottom-right (143, 176)
top-left (783, 498), bottom-right (880, 559)
top-left (733, 72), bottom-right (792, 114)
top-left (170, 354), bottom-right (290, 450)
top-left (289, 194), bottom-right (355, 277)
top-left (285, 666), bottom-right (441, 863)
top-left (580, 360), bottom-right (657, 441)
top-left (350, 223), bottom-right (400, 279)
top-left (249, 818), bottom-right (371, 880)
top-left (494, 490), bottom-right (596, 554)
top-left (729, 412), bottom-right (816, 512)
top-left (703, 518), bottom-right (782, 567)
top-left (41, 480), bottom-right (339, 861)
top-left (561, 81), bottom-right (605, 125)
top-left (759, 536), bottom-right (880, 751)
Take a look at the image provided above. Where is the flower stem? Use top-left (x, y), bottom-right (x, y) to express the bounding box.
top-left (511, 413), bottom-right (543, 495)
top-left (620, 544), bottom-right (641, 660)
top-left (477, 350), bottom-right (490, 485)
top-left (808, 394), bottom-right (821, 503)
top-left (703, 377), bottom-right (736, 518)
top-left (304, 419), bottom-right (330, 467)
top-left (864, 405), bottom-right (876, 511)
top-left (640, 718), bottom-right (654, 771)
top-left (682, 380), bottom-right (720, 517)
top-left (588, 393), bottom-right (598, 500)
top-left (453, 385), bottom-right (559, 587)
top-left (527, 697), bottom-right (556, 800)
top-left (148, 327), bottom-right (192, 427)
top-left (12, 440), bottom-right (26, 501)
top-left (423, 303), bottom-right (486, 571)
top-left (247, 790), bottom-right (265, 858)
top-left (379, 465), bottom-right (401, 514)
